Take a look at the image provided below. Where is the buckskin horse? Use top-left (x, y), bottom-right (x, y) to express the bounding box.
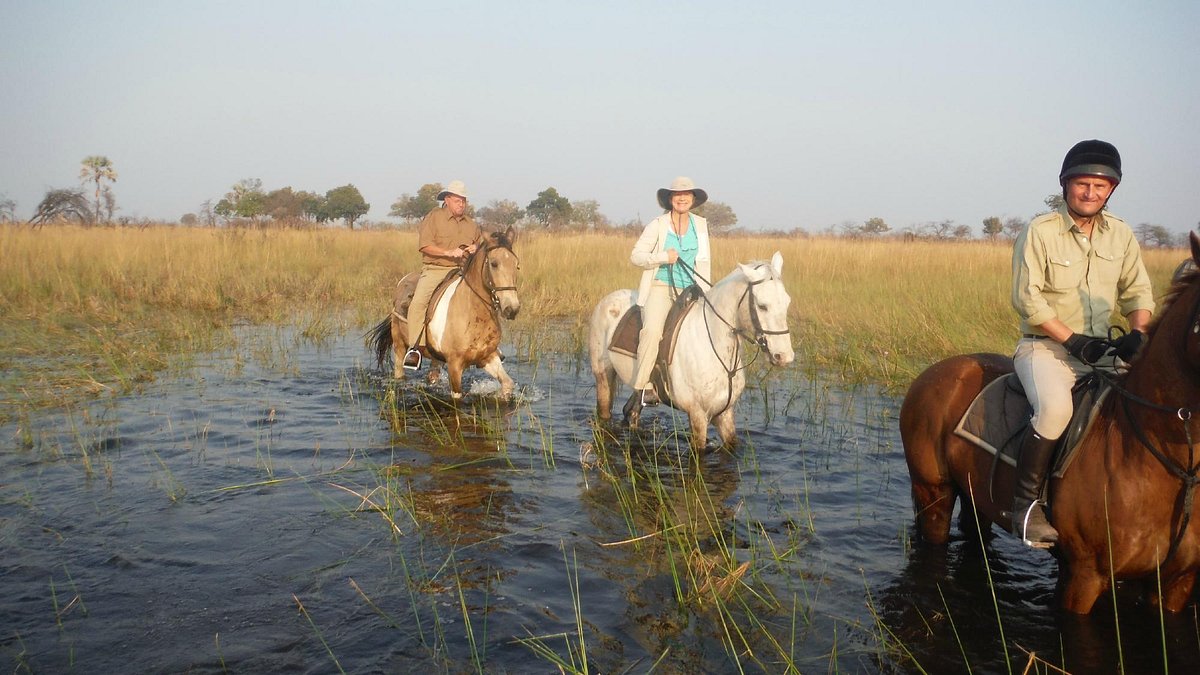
top-left (901, 232), bottom-right (1200, 613)
top-left (588, 251), bottom-right (794, 449)
top-left (368, 227), bottom-right (520, 399)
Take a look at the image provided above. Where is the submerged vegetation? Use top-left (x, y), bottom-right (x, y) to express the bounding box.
top-left (2, 223), bottom-right (1186, 419)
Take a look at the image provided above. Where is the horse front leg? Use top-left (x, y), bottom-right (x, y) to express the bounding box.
top-left (713, 408), bottom-right (737, 448)
top-left (1155, 570), bottom-right (1198, 613)
top-left (479, 354), bottom-right (515, 398)
top-left (686, 409), bottom-right (711, 450)
top-left (1058, 563), bottom-right (1108, 614)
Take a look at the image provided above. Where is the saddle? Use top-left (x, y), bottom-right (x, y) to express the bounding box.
top-left (609, 285), bottom-right (703, 360)
top-left (954, 372), bottom-right (1111, 481)
top-left (391, 267), bottom-right (464, 329)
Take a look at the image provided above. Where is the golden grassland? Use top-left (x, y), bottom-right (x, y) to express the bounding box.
top-left (0, 224), bottom-right (1189, 418)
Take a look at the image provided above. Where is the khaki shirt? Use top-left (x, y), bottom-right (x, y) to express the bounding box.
top-left (1012, 205), bottom-right (1154, 337)
top-left (417, 206), bottom-right (482, 267)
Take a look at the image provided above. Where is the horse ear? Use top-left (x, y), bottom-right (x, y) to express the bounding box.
top-left (771, 251), bottom-right (783, 276)
top-left (1191, 231), bottom-right (1199, 266)
top-left (738, 261), bottom-right (765, 282)
top-left (506, 225), bottom-right (518, 243)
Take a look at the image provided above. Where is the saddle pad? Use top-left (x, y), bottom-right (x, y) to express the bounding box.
top-left (954, 374), bottom-right (1029, 468)
top-left (607, 285), bottom-right (702, 364)
top-left (954, 373), bottom-right (1111, 478)
top-left (608, 305), bottom-right (641, 357)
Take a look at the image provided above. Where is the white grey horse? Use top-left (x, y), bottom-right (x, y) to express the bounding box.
top-left (588, 251), bottom-right (794, 448)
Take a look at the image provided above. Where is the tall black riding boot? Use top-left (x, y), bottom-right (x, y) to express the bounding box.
top-left (1012, 428), bottom-right (1060, 547)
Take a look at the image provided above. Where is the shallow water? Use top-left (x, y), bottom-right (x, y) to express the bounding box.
top-left (2, 326), bottom-right (1198, 673)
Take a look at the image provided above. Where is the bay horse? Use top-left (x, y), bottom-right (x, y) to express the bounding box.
top-left (588, 251), bottom-right (794, 449)
top-left (368, 227), bottom-right (520, 399)
top-left (901, 231), bottom-right (1200, 614)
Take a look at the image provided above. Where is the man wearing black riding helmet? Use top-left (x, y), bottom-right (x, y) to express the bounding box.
top-left (1009, 139), bottom-right (1155, 547)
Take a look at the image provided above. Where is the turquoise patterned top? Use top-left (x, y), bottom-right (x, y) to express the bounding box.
top-left (654, 215), bottom-right (699, 287)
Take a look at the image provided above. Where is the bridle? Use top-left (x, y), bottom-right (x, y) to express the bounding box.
top-left (672, 259), bottom-right (791, 413)
top-left (460, 237), bottom-right (519, 313)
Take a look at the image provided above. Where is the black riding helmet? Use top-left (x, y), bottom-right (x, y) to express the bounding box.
top-left (1059, 139), bottom-right (1122, 186)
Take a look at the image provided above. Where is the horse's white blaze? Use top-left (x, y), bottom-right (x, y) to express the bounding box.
top-left (426, 277), bottom-right (463, 349)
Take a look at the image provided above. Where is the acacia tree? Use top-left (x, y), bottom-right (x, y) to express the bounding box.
top-left (0, 194), bottom-right (15, 222)
top-left (321, 184), bottom-right (370, 230)
top-left (1003, 216), bottom-right (1027, 239)
top-left (982, 216), bottom-right (1003, 239)
top-left (526, 187), bottom-right (572, 229)
top-left (569, 199), bottom-right (609, 230)
top-left (389, 183), bottom-right (443, 221)
top-left (861, 216), bottom-right (890, 236)
top-left (695, 201), bottom-right (737, 232)
top-left (79, 155), bottom-right (117, 224)
top-left (215, 178), bottom-right (267, 222)
top-left (29, 188), bottom-right (92, 227)
top-left (476, 199), bottom-right (524, 227)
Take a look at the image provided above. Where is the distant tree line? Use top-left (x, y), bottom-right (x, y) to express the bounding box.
top-left (6, 161), bottom-right (1195, 247)
top-left (387, 182), bottom-right (739, 234)
top-left (191, 178), bottom-right (370, 230)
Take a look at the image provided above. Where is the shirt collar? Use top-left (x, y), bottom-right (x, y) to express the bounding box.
top-left (1057, 203), bottom-right (1109, 234)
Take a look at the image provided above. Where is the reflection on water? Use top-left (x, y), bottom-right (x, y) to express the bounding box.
top-left (1, 325), bottom-right (1197, 672)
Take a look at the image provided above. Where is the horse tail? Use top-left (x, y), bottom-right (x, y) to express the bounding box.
top-left (367, 317), bottom-right (393, 369)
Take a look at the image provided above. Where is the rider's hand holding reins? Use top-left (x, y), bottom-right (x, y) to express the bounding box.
top-left (1110, 329), bottom-right (1146, 362)
top-left (1063, 333), bottom-right (1109, 364)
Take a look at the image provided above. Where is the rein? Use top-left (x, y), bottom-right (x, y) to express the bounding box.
top-left (672, 259), bottom-right (789, 413)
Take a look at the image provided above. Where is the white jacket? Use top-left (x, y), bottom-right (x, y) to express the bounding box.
top-left (629, 213), bottom-right (712, 307)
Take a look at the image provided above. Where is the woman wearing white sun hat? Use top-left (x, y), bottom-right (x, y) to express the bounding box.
top-left (627, 176), bottom-right (712, 406)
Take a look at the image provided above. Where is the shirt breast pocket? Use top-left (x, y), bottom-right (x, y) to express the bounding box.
top-left (1047, 256), bottom-right (1085, 290)
top-left (1090, 249), bottom-right (1121, 287)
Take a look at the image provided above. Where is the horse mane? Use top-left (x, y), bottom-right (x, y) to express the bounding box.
top-left (1146, 266), bottom-right (1200, 340)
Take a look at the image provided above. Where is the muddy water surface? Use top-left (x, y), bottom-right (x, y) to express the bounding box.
top-left (2, 326), bottom-right (1198, 673)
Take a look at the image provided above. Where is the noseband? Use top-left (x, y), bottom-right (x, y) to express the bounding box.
top-left (741, 276), bottom-right (790, 354)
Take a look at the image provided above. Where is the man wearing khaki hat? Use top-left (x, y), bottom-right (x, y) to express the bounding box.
top-left (403, 180), bottom-right (483, 369)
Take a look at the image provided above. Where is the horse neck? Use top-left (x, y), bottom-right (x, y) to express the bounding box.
top-left (1120, 282), bottom-right (1200, 446)
top-left (703, 271), bottom-right (752, 340)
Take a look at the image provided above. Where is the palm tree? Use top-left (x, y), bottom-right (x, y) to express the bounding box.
top-left (79, 155), bottom-right (117, 224)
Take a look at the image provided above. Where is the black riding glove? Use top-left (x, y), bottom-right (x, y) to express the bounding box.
top-left (1063, 333), bottom-right (1109, 364)
top-left (1110, 329), bottom-right (1146, 363)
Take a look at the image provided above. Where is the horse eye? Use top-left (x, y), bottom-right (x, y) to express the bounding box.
top-left (757, 303), bottom-right (768, 312)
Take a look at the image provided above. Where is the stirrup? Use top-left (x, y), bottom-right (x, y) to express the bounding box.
top-left (1016, 501), bottom-right (1058, 549)
top-left (641, 387), bottom-right (660, 407)
top-left (402, 348), bottom-right (423, 371)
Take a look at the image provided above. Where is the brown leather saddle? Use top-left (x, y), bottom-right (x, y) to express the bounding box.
top-left (391, 267), bottom-right (464, 329)
top-left (608, 285), bottom-right (704, 400)
top-left (954, 372), bottom-right (1111, 482)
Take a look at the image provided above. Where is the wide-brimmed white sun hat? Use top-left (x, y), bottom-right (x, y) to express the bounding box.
top-left (656, 176), bottom-right (708, 210)
top-left (437, 180), bottom-right (468, 201)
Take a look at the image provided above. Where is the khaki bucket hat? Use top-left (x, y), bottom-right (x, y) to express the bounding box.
top-left (656, 176), bottom-right (708, 210)
top-left (437, 180), bottom-right (468, 201)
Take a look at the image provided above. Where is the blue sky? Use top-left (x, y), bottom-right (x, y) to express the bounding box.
top-left (3, 1), bottom-right (1198, 234)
